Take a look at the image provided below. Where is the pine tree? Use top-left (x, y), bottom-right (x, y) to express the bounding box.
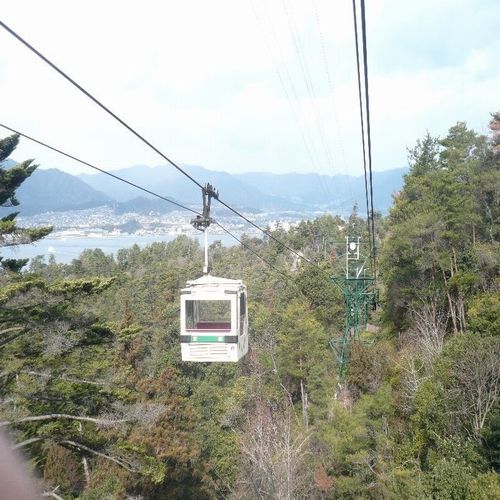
top-left (0, 134), bottom-right (52, 272)
top-left (381, 118), bottom-right (499, 333)
top-left (488, 111), bottom-right (500, 164)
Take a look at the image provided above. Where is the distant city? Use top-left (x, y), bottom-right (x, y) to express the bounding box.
top-left (5, 206), bottom-right (318, 264)
top-left (17, 205), bottom-right (311, 240)
top-left (2, 162), bottom-right (406, 263)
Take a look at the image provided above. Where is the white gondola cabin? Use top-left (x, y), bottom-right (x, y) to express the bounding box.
top-left (180, 275), bottom-right (248, 362)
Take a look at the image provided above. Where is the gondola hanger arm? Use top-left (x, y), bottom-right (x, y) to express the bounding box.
top-left (191, 184), bottom-right (219, 274)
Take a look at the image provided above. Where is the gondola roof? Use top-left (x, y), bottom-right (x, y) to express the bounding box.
top-left (183, 275), bottom-right (244, 289)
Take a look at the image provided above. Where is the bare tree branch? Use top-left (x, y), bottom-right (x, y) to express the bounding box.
top-left (0, 326), bottom-right (24, 336)
top-left (0, 413), bottom-right (129, 428)
top-left (18, 370), bottom-right (109, 387)
top-left (12, 435), bottom-right (138, 474)
top-left (60, 440), bottom-right (138, 472)
top-left (408, 298), bottom-right (448, 365)
top-left (41, 486), bottom-right (64, 500)
top-left (12, 437), bottom-right (43, 449)
top-left (448, 340), bottom-right (500, 436)
top-left (233, 397), bottom-right (313, 499)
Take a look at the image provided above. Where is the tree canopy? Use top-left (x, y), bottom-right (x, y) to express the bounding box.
top-left (1, 115), bottom-right (499, 498)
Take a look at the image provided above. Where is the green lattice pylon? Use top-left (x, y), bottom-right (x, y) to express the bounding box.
top-left (330, 238), bottom-right (377, 377)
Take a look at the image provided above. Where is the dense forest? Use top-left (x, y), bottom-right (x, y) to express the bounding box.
top-left (0, 114), bottom-right (499, 499)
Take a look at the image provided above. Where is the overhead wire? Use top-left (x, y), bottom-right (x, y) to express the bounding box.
top-left (214, 221), bottom-right (328, 301)
top-left (253, 1), bottom-right (361, 258)
top-left (0, 122), bottom-right (309, 288)
top-left (215, 197), bottom-right (317, 267)
top-left (351, 0), bottom-right (372, 254)
top-left (280, 0), bottom-right (340, 203)
top-left (213, 221), bottom-right (296, 284)
top-left (359, 0), bottom-right (377, 276)
top-left (0, 19), bottom-right (324, 272)
top-left (311, 0), bottom-right (355, 207)
top-left (0, 123), bottom-right (200, 216)
top-left (250, 0), bottom-right (330, 204)
top-left (0, 19), bottom-right (204, 192)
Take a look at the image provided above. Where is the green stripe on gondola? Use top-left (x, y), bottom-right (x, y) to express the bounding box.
top-left (180, 335), bottom-right (238, 343)
top-left (193, 335), bottom-right (224, 343)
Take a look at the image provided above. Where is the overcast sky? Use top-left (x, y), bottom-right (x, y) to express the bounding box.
top-left (1, 0), bottom-right (499, 178)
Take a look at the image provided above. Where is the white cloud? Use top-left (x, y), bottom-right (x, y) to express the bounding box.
top-left (1, 0), bottom-right (498, 180)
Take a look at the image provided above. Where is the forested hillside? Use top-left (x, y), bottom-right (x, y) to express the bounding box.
top-left (0, 115), bottom-right (499, 499)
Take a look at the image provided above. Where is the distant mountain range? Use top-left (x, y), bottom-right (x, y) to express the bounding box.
top-left (234, 168), bottom-right (407, 213)
top-left (79, 164), bottom-right (408, 214)
top-left (1, 161), bottom-right (408, 216)
top-left (0, 167), bottom-right (110, 215)
top-left (79, 164), bottom-right (306, 211)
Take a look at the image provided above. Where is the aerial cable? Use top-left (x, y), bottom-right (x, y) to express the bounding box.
top-left (0, 20), bottom-right (326, 271)
top-left (312, 0), bottom-right (333, 100)
top-left (253, 1), bottom-right (357, 250)
top-left (0, 19), bottom-right (204, 191)
top-left (1, 121), bottom-right (320, 276)
top-left (0, 123), bottom-right (201, 216)
top-left (281, 0), bottom-right (339, 200)
top-left (0, 122), bottom-right (305, 289)
top-left (213, 221), bottom-right (297, 285)
top-left (250, 0), bottom-right (331, 204)
top-left (351, 0), bottom-right (372, 257)
top-left (311, 0), bottom-right (354, 207)
top-left (216, 222), bottom-right (312, 298)
top-left (215, 197), bottom-right (318, 267)
top-left (359, 0), bottom-right (377, 276)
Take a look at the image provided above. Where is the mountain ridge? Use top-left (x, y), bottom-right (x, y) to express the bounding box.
top-left (78, 164), bottom-right (407, 214)
top-left (0, 167), bottom-right (111, 216)
top-left (78, 164), bottom-right (307, 211)
top-left (2, 161), bottom-right (408, 215)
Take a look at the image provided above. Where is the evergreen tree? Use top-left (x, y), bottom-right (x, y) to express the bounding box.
top-left (381, 120), bottom-right (499, 333)
top-left (0, 134), bottom-right (52, 272)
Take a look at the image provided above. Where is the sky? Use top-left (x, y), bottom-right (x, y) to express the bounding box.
top-left (1, 0), bottom-right (499, 178)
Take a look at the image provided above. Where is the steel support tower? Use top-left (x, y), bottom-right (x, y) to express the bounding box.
top-left (330, 237), bottom-right (377, 376)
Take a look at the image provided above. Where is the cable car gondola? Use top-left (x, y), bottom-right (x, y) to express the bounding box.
top-left (180, 183), bottom-right (249, 362)
top-left (180, 275), bottom-right (248, 362)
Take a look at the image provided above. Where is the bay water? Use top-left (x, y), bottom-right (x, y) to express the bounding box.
top-left (2, 233), bottom-right (237, 264)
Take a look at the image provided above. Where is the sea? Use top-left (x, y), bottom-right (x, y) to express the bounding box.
top-left (2, 233), bottom-right (237, 265)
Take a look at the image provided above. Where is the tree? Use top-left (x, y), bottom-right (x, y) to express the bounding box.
top-left (479, 111), bottom-right (500, 243)
top-left (0, 134), bottom-right (52, 272)
top-left (406, 132), bottom-right (440, 177)
top-left (481, 401), bottom-right (500, 471)
top-left (468, 292), bottom-right (500, 337)
top-left (0, 275), bottom-right (130, 497)
top-left (232, 395), bottom-right (313, 500)
top-left (381, 119), bottom-right (499, 334)
top-left (275, 300), bottom-right (331, 429)
top-left (490, 111), bottom-right (500, 164)
top-left (437, 334), bottom-right (500, 438)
